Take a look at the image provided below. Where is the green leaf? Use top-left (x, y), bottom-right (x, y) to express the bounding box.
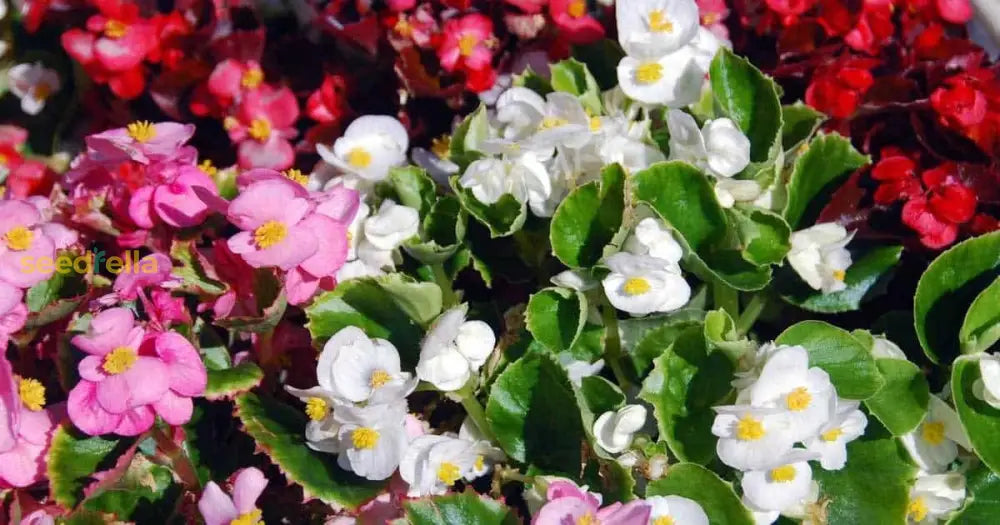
top-left (375, 273), bottom-right (443, 325)
top-left (571, 39), bottom-right (626, 91)
top-left (48, 425), bottom-right (133, 508)
top-left (23, 260), bottom-right (87, 328)
top-left (169, 240), bottom-right (227, 296)
top-left (780, 102), bottom-right (825, 152)
top-left (633, 161), bottom-right (771, 290)
top-left (83, 456), bottom-right (178, 521)
top-left (863, 358), bottom-right (930, 436)
top-left (624, 312), bottom-right (705, 377)
top-left (915, 232), bottom-right (1000, 364)
top-left (579, 375), bottom-right (626, 416)
top-left (550, 164), bottom-right (625, 268)
top-left (645, 463), bottom-right (754, 525)
top-left (783, 133), bottom-right (869, 229)
top-left (703, 308), bottom-right (754, 362)
top-left (710, 48), bottom-right (782, 164)
top-left (305, 276), bottom-right (429, 368)
top-left (403, 491), bottom-right (518, 525)
top-left (205, 362), bottom-right (264, 400)
top-left (813, 421), bottom-right (916, 524)
top-left (549, 58), bottom-right (602, 114)
top-left (512, 66), bottom-right (553, 94)
top-left (452, 177), bottom-right (527, 238)
top-left (486, 353), bottom-right (584, 475)
top-left (389, 166), bottom-right (437, 217)
top-left (526, 287), bottom-right (587, 352)
top-left (775, 320), bottom-right (884, 399)
top-left (947, 463), bottom-right (1000, 524)
top-left (640, 326), bottom-right (734, 464)
top-left (26, 269), bottom-right (67, 312)
top-left (450, 106), bottom-right (489, 168)
top-left (405, 195), bottom-right (467, 265)
top-left (728, 207), bottom-right (791, 267)
top-left (960, 276), bottom-right (1000, 354)
top-left (952, 356), bottom-right (1000, 473)
top-left (778, 245), bottom-right (903, 313)
top-left (235, 393), bottom-right (385, 508)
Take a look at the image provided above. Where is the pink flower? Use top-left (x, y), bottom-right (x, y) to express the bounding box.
top-left (128, 164), bottom-right (222, 229)
top-left (146, 331), bottom-right (207, 425)
top-left (550, 0), bottom-right (606, 44)
top-left (226, 179), bottom-right (318, 270)
top-left (438, 14), bottom-right (495, 74)
top-left (207, 60), bottom-right (266, 109)
top-left (112, 252), bottom-right (173, 300)
top-left (533, 481), bottom-right (651, 525)
top-left (226, 86), bottom-right (299, 170)
top-left (85, 121), bottom-right (195, 166)
top-left (0, 358), bottom-right (61, 488)
top-left (0, 200), bottom-right (56, 289)
top-left (284, 185), bottom-right (358, 305)
top-left (198, 467), bottom-right (268, 525)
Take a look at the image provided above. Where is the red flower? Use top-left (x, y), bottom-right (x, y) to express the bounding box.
top-left (766, 0), bottom-right (816, 17)
top-left (871, 155), bottom-right (922, 205)
top-left (805, 60), bottom-right (875, 119)
top-left (901, 163), bottom-right (978, 248)
top-left (931, 76), bottom-right (988, 128)
top-left (549, 0), bottom-right (606, 45)
top-left (306, 74), bottom-right (351, 125)
top-left (505, 0), bottom-right (548, 13)
top-left (438, 14), bottom-right (495, 73)
top-left (844, 2), bottom-right (894, 55)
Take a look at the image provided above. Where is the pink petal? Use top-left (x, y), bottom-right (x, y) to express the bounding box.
top-left (207, 59), bottom-right (243, 101)
top-left (0, 440), bottom-right (46, 487)
top-left (315, 185), bottom-right (361, 223)
top-left (94, 36), bottom-right (145, 72)
top-left (95, 375), bottom-right (131, 414)
top-left (598, 500), bottom-right (652, 525)
top-left (0, 230), bottom-right (55, 288)
top-left (152, 168), bottom-right (217, 228)
top-left (0, 281), bottom-right (23, 317)
top-left (0, 200), bottom-right (41, 232)
top-left (112, 405), bottom-right (155, 436)
top-left (534, 497), bottom-right (597, 525)
top-left (152, 390), bottom-right (193, 425)
top-left (226, 179), bottom-right (312, 231)
top-left (67, 381), bottom-right (123, 436)
top-left (38, 223), bottom-right (79, 251)
top-left (232, 467), bottom-right (267, 513)
top-left (17, 405), bottom-right (58, 446)
top-left (78, 355), bottom-right (108, 382)
top-left (284, 268), bottom-right (320, 306)
top-left (296, 214), bottom-right (348, 279)
top-left (61, 29), bottom-right (96, 65)
top-left (237, 136), bottom-right (295, 171)
top-left (198, 482), bottom-right (239, 525)
top-left (71, 307), bottom-right (136, 356)
top-left (128, 186), bottom-right (156, 229)
top-left (154, 332), bottom-right (207, 397)
top-left (112, 252), bottom-right (172, 300)
top-left (0, 358), bottom-right (19, 452)
top-left (121, 356), bottom-right (171, 407)
top-left (0, 304), bottom-right (26, 336)
top-left (239, 225), bottom-right (318, 270)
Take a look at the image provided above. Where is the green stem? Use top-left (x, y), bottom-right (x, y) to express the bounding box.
top-left (599, 294), bottom-right (632, 390)
top-left (713, 281), bottom-right (739, 319)
top-left (432, 264), bottom-right (459, 308)
top-left (150, 426), bottom-right (200, 490)
top-left (458, 386), bottom-right (499, 444)
top-left (736, 293), bottom-right (768, 337)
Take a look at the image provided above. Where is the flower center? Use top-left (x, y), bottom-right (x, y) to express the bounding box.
top-left (821, 428), bottom-right (843, 442)
top-left (127, 121), bottom-right (156, 143)
top-left (199, 159), bottom-right (217, 175)
top-left (436, 461), bottom-right (462, 485)
top-left (103, 347), bottom-right (138, 375)
top-left (474, 455), bottom-right (485, 472)
top-left (230, 509), bottom-right (264, 525)
top-left (786, 387), bottom-right (812, 411)
top-left (539, 116), bottom-right (569, 130)
top-left (648, 10), bottom-right (674, 32)
top-left (18, 378), bottom-right (46, 411)
top-left (769, 464), bottom-right (797, 483)
top-left (623, 277), bottom-right (651, 296)
top-left (223, 116), bottom-right (240, 130)
top-left (431, 135), bottom-right (451, 158)
top-left (922, 421), bottom-right (946, 445)
top-left (589, 116), bottom-right (601, 131)
top-left (394, 18), bottom-right (413, 37)
top-left (33, 83), bottom-right (52, 101)
top-left (305, 397), bottom-right (328, 421)
top-left (736, 415), bottom-right (765, 441)
top-left (104, 19), bottom-right (129, 38)
top-left (832, 269), bottom-right (846, 281)
top-left (568, 0), bottom-right (587, 18)
top-left (254, 220), bottom-right (287, 249)
top-left (248, 118), bottom-right (272, 142)
top-left (282, 169), bottom-right (309, 185)
top-left (636, 62), bottom-right (663, 84)
top-left (351, 427), bottom-right (380, 449)
top-left (369, 369), bottom-right (391, 388)
top-left (3, 226), bottom-right (33, 251)
top-left (576, 513), bottom-right (597, 525)
top-left (702, 12), bottom-right (720, 25)
top-left (653, 517), bottom-right (675, 525)
top-left (241, 68), bottom-right (264, 89)
top-left (458, 34), bottom-right (478, 57)
top-left (907, 496), bottom-right (928, 522)
top-left (347, 147), bottom-right (372, 168)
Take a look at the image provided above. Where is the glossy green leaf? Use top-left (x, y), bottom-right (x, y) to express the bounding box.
top-left (783, 133), bottom-right (869, 229)
top-left (624, 311), bottom-right (705, 377)
top-left (775, 320), bottom-right (884, 399)
top-left (83, 456), bottom-right (178, 521)
top-left (526, 287), bottom-right (587, 352)
top-left (235, 393), bottom-right (384, 508)
top-left (728, 207), bottom-right (791, 267)
top-left (375, 273), bottom-right (443, 325)
top-left (710, 48), bottom-right (782, 164)
top-left (703, 308), bottom-right (754, 362)
top-left (579, 375), bottom-right (626, 416)
top-left (645, 463), bottom-right (753, 525)
top-left (779, 245), bottom-right (903, 313)
top-left (960, 276), bottom-right (1000, 354)
top-left (947, 463), bottom-right (1000, 524)
top-left (449, 106), bottom-right (489, 168)
top-left (550, 164), bottom-right (625, 268)
top-left (549, 58), bottom-right (602, 114)
top-left (403, 491), bottom-right (518, 525)
top-left (952, 356), bottom-right (1000, 473)
top-left (452, 177), bottom-right (527, 238)
top-left (48, 425), bottom-right (132, 508)
top-left (863, 358), bottom-right (930, 436)
top-left (915, 232), bottom-right (1000, 364)
top-left (389, 166), bottom-right (437, 217)
top-left (205, 362), bottom-right (264, 400)
top-left (170, 240), bottom-right (227, 296)
top-left (781, 102), bottom-right (825, 152)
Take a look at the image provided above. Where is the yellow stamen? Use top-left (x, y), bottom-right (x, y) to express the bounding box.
top-left (346, 147), bottom-right (372, 168)
top-left (474, 455), bottom-right (485, 472)
top-left (104, 19), bottom-right (128, 38)
top-left (32, 83), bottom-right (52, 101)
top-left (241, 68), bottom-right (264, 89)
top-left (907, 496), bottom-right (928, 522)
top-left (3, 226), bottom-right (33, 251)
top-left (769, 465), bottom-right (797, 483)
top-left (648, 10), bottom-right (674, 32)
top-left (282, 169), bottom-right (309, 185)
top-left (0, 153), bottom-right (7, 165)
top-left (431, 135), bottom-right (451, 159)
top-left (922, 421), bottom-right (946, 446)
top-left (539, 116), bottom-right (569, 130)
top-left (395, 18), bottom-right (413, 37)
top-left (736, 415), bottom-right (765, 441)
top-left (436, 461), bottom-right (462, 486)
top-left (458, 34), bottom-right (478, 57)
top-left (223, 116), bottom-right (240, 130)
top-left (821, 428), bottom-right (843, 442)
top-left (589, 116), bottom-right (601, 131)
top-left (623, 277), bottom-right (651, 296)
top-left (636, 62), bottom-right (663, 84)
top-left (369, 369), bottom-right (391, 389)
top-left (305, 397), bottom-right (328, 421)
top-left (103, 347), bottom-right (138, 375)
top-left (248, 118), bottom-right (271, 142)
top-left (833, 269), bottom-right (846, 281)
top-left (351, 427), bottom-right (379, 449)
top-left (567, 0), bottom-right (587, 18)
top-left (253, 220), bottom-right (287, 249)
top-left (702, 12), bottom-right (720, 25)
top-left (199, 159), bottom-right (217, 175)
top-left (229, 508), bottom-right (264, 525)
top-left (577, 513), bottom-right (597, 525)
top-left (18, 378), bottom-right (46, 411)
top-left (786, 387), bottom-right (812, 411)
top-left (653, 517), bottom-right (676, 525)
top-left (126, 121), bottom-right (156, 143)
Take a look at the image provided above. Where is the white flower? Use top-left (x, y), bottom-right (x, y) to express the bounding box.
top-left (400, 434), bottom-right (480, 496)
top-left (901, 396), bottom-right (971, 473)
top-left (601, 252), bottom-right (690, 315)
top-left (593, 404), bottom-right (647, 454)
top-left (7, 62), bottom-right (61, 115)
top-left (872, 335), bottom-right (907, 359)
top-left (741, 449), bottom-right (819, 512)
top-left (788, 223), bottom-right (854, 294)
top-left (558, 355), bottom-right (605, 386)
top-left (974, 352), bottom-right (1000, 409)
top-left (803, 400), bottom-right (867, 470)
top-left (412, 146), bottom-right (459, 185)
top-left (906, 471), bottom-right (966, 525)
top-left (459, 417), bottom-right (505, 477)
top-left (732, 342), bottom-right (783, 391)
top-left (495, 87), bottom-right (546, 140)
top-left (458, 153), bottom-right (554, 217)
top-left (616, 48), bottom-right (707, 107)
top-left (316, 326), bottom-right (417, 404)
top-left (335, 401), bottom-right (410, 480)
top-left (596, 136), bottom-right (666, 173)
top-left (344, 202), bottom-right (370, 261)
top-left (646, 495), bottom-right (709, 525)
top-left (363, 200), bottom-right (419, 250)
top-left (416, 305), bottom-right (496, 391)
top-left (284, 386), bottom-right (342, 453)
top-left (666, 110), bottom-right (751, 178)
top-left (623, 217), bottom-right (683, 264)
top-left (714, 179), bottom-right (763, 209)
top-left (317, 115), bottom-right (408, 181)
top-left (712, 405), bottom-right (795, 470)
top-left (616, 0), bottom-right (701, 59)
top-left (747, 345), bottom-right (835, 442)
top-left (551, 269), bottom-right (599, 291)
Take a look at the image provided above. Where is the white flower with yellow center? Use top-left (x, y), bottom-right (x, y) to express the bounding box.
top-left (748, 345), bottom-right (835, 442)
top-left (616, 48), bottom-right (706, 107)
top-left (7, 62), bottom-right (61, 115)
top-left (284, 386), bottom-right (341, 453)
top-left (317, 115), bottom-right (408, 181)
top-left (363, 200), bottom-right (419, 251)
top-left (593, 404), bottom-right (647, 454)
top-left (711, 405), bottom-right (795, 471)
top-left (601, 252), bottom-right (690, 316)
top-left (458, 417), bottom-right (504, 478)
top-left (416, 305), bottom-right (496, 392)
top-left (666, 110), bottom-right (751, 178)
top-left (901, 396), bottom-right (971, 473)
top-left (458, 153), bottom-right (554, 217)
top-left (741, 449), bottom-right (819, 513)
top-left (646, 495), bottom-right (709, 525)
top-left (616, 0), bottom-right (700, 59)
top-left (400, 434), bottom-right (481, 497)
top-left (494, 88), bottom-right (591, 149)
top-left (906, 471), bottom-right (966, 525)
top-left (974, 352), bottom-right (1000, 410)
top-left (317, 326), bottom-right (417, 405)
top-left (788, 223), bottom-right (854, 294)
top-left (803, 400), bottom-right (867, 470)
top-left (334, 401), bottom-right (410, 480)
top-left (623, 217), bottom-right (683, 265)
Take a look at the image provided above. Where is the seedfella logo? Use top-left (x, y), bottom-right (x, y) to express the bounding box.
top-left (20, 250), bottom-right (160, 275)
